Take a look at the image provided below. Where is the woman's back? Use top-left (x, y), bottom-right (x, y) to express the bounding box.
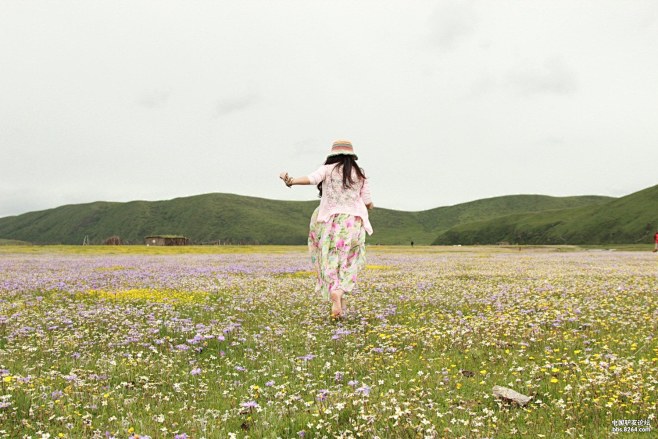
top-left (321, 164), bottom-right (365, 210)
top-left (308, 163), bottom-right (373, 235)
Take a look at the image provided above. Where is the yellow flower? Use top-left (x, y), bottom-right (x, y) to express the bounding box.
top-left (2, 375), bottom-right (11, 383)
top-left (550, 378), bottom-right (559, 383)
top-left (480, 370), bottom-right (487, 375)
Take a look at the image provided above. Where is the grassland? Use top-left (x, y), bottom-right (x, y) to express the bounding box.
top-left (0, 245), bottom-right (656, 438)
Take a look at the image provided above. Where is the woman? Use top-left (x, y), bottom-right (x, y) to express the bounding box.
top-left (280, 140), bottom-right (373, 318)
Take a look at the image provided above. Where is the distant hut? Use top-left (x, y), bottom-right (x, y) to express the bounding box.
top-left (104, 235), bottom-right (122, 245)
top-left (144, 235), bottom-right (190, 246)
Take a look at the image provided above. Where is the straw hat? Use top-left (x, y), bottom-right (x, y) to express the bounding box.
top-left (327, 139), bottom-right (358, 160)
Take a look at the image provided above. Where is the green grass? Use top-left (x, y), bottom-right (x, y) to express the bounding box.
top-left (0, 246), bottom-right (655, 438)
top-left (0, 192), bottom-right (612, 245)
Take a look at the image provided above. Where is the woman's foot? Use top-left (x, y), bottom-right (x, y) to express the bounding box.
top-left (330, 289), bottom-right (344, 318)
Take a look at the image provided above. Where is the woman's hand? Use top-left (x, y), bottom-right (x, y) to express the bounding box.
top-left (366, 202), bottom-right (374, 210)
top-left (279, 172), bottom-right (293, 187)
top-left (279, 172), bottom-right (310, 187)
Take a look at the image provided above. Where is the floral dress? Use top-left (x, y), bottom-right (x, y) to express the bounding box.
top-left (308, 206), bottom-right (366, 300)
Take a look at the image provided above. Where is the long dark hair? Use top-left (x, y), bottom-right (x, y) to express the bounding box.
top-left (317, 154), bottom-right (366, 198)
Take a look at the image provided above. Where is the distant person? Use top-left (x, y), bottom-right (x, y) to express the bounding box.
top-left (654, 231), bottom-right (658, 252)
top-left (280, 140), bottom-right (374, 318)
top-left (411, 241), bottom-right (414, 247)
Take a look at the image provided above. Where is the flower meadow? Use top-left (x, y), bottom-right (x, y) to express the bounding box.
top-left (0, 246), bottom-right (656, 438)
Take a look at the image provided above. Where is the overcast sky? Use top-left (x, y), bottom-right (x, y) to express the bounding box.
top-left (1, 0), bottom-right (657, 218)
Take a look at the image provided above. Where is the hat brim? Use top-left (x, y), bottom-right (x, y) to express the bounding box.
top-left (327, 152), bottom-right (358, 160)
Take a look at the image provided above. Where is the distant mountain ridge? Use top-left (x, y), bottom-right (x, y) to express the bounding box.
top-left (433, 184), bottom-right (658, 245)
top-left (0, 192), bottom-right (617, 245)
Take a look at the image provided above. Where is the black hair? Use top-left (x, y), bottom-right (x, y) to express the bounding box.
top-left (317, 154), bottom-right (366, 198)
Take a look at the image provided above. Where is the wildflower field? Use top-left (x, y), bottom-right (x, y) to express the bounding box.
top-left (0, 245), bottom-right (656, 438)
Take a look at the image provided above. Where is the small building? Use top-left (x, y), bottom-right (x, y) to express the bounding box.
top-left (104, 236), bottom-right (122, 245)
top-left (144, 235), bottom-right (190, 246)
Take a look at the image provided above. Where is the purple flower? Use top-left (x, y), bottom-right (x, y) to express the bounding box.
top-left (297, 354), bottom-right (315, 361)
top-left (174, 434), bottom-right (188, 439)
top-left (235, 366), bottom-right (246, 372)
top-left (241, 400), bottom-right (259, 409)
top-left (331, 328), bottom-right (352, 340)
top-left (348, 380), bottom-right (359, 388)
top-left (334, 372), bottom-right (344, 382)
top-left (187, 334), bottom-right (203, 344)
top-left (356, 385), bottom-right (371, 396)
top-left (265, 380), bottom-right (275, 387)
top-left (190, 368), bottom-right (202, 376)
top-left (51, 390), bottom-right (64, 399)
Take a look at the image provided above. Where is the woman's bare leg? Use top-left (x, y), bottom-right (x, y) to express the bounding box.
top-left (330, 289), bottom-right (344, 317)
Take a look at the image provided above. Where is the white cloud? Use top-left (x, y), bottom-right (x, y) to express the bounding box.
top-left (137, 89), bottom-right (171, 109)
top-left (427, 2), bottom-right (478, 50)
top-left (215, 92), bottom-right (261, 117)
top-left (0, 1), bottom-right (657, 218)
top-left (505, 57), bottom-right (578, 96)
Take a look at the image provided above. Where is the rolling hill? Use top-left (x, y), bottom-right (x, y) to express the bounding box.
top-left (433, 184), bottom-right (658, 245)
top-left (0, 192), bottom-right (613, 245)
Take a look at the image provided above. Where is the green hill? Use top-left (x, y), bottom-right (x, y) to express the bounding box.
top-left (0, 239), bottom-right (31, 246)
top-left (0, 192), bottom-right (613, 245)
top-left (433, 184), bottom-right (658, 245)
